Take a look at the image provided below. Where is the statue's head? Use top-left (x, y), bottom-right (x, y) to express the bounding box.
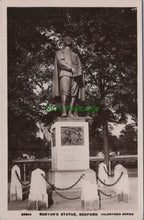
top-left (63, 36), bottom-right (73, 47)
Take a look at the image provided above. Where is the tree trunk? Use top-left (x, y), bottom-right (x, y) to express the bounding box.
top-left (103, 123), bottom-right (109, 172)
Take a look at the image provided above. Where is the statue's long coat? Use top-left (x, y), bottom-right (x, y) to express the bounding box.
top-left (52, 49), bottom-right (85, 101)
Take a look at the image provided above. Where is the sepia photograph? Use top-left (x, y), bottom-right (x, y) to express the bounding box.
top-left (0, 0), bottom-right (143, 219)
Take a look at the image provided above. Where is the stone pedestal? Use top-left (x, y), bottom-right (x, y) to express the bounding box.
top-left (50, 117), bottom-right (89, 191)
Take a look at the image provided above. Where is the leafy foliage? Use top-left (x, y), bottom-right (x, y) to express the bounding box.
top-left (116, 124), bottom-right (137, 154)
top-left (8, 8), bottom-right (137, 158)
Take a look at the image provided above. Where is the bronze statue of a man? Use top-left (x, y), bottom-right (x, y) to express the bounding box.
top-left (52, 36), bottom-right (85, 117)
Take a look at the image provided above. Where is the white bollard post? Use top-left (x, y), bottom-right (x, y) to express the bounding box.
top-left (98, 162), bottom-right (109, 188)
top-left (114, 164), bottom-right (130, 203)
top-left (10, 165), bottom-right (23, 201)
top-left (81, 169), bottom-right (99, 210)
top-left (28, 168), bottom-right (48, 210)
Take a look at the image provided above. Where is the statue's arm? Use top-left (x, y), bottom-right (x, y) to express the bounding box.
top-left (77, 55), bottom-right (85, 87)
top-left (71, 55), bottom-right (82, 77)
top-left (56, 51), bottom-right (72, 72)
top-left (77, 56), bottom-right (82, 76)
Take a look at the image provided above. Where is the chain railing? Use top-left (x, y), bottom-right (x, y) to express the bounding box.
top-left (41, 173), bottom-right (85, 191)
top-left (97, 171), bottom-right (123, 187)
top-left (55, 190), bottom-right (81, 200)
top-left (15, 170), bottom-right (31, 187)
top-left (41, 173), bottom-right (85, 200)
top-left (15, 170), bottom-right (31, 198)
top-left (98, 189), bottom-right (117, 209)
top-left (14, 168), bottom-right (124, 206)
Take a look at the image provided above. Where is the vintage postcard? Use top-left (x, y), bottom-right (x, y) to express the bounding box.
top-left (0, 0), bottom-right (143, 219)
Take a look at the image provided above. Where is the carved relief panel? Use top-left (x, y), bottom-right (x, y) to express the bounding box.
top-left (61, 127), bottom-right (84, 146)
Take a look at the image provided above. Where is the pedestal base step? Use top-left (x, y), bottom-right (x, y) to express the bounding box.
top-left (53, 190), bottom-right (81, 204)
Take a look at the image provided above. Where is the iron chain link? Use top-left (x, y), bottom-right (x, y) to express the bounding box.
top-left (97, 171), bottom-right (123, 187)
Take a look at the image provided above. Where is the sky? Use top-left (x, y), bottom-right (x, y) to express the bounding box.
top-left (110, 116), bottom-right (135, 137)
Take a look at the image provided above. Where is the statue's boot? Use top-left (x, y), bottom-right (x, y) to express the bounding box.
top-left (61, 112), bottom-right (67, 117)
top-left (68, 111), bottom-right (75, 118)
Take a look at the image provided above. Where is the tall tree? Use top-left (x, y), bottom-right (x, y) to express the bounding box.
top-left (8, 8), bottom-right (137, 161)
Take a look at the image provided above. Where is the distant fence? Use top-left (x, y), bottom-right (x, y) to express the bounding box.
top-left (8, 155), bottom-right (137, 182)
top-left (90, 155), bottom-right (137, 177)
